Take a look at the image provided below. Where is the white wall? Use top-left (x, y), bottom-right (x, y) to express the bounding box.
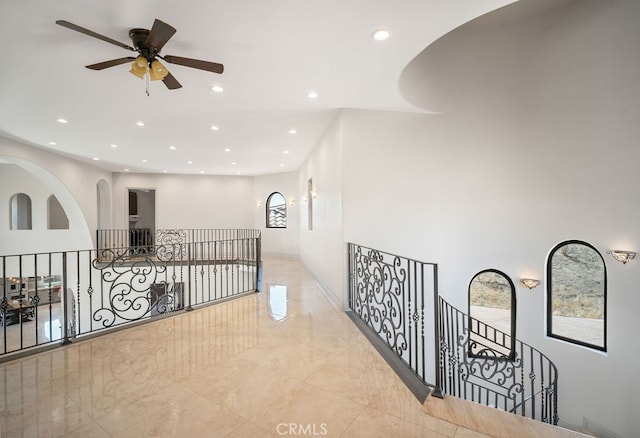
top-left (253, 172), bottom-right (299, 257)
top-left (0, 138), bottom-right (110, 253)
top-left (334, 1), bottom-right (640, 435)
top-left (111, 172), bottom-right (255, 229)
top-left (1, 0), bottom-right (637, 434)
top-left (297, 113), bottom-right (344, 307)
top-left (96, 179), bottom-right (112, 230)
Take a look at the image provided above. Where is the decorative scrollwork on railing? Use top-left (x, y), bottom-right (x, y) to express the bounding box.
top-left (155, 243), bottom-right (184, 262)
top-left (156, 229), bottom-right (187, 246)
top-left (351, 246), bottom-right (408, 356)
top-left (348, 243), bottom-right (437, 387)
top-left (468, 351), bottom-right (517, 386)
top-left (439, 297), bottom-right (558, 425)
top-left (155, 230), bottom-right (187, 260)
top-left (92, 249), bottom-right (168, 328)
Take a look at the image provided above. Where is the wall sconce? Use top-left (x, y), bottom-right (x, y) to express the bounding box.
top-left (257, 200), bottom-right (262, 208)
top-left (607, 250), bottom-right (636, 264)
top-left (520, 278), bottom-right (541, 289)
top-left (289, 198), bottom-right (295, 207)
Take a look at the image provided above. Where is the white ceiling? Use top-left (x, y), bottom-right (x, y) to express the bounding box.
top-left (0, 0), bottom-right (515, 176)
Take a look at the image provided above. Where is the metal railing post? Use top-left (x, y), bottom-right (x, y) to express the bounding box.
top-left (431, 264), bottom-right (443, 398)
top-left (255, 235), bottom-right (262, 292)
top-left (60, 252), bottom-right (72, 345)
top-left (1, 256), bottom-right (7, 353)
top-left (185, 243), bottom-right (193, 311)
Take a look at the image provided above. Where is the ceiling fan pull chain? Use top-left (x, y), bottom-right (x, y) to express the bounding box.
top-left (146, 71), bottom-right (150, 96)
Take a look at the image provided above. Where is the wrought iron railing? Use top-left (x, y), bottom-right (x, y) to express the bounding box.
top-left (1, 232), bottom-right (261, 359)
top-left (439, 297), bottom-right (558, 425)
top-left (347, 243), bottom-right (440, 392)
top-left (97, 228), bottom-right (261, 259)
top-left (268, 206), bottom-right (286, 228)
top-left (346, 242), bottom-right (558, 426)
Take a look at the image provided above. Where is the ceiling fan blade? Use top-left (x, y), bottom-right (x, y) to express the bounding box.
top-left (145, 19), bottom-right (176, 51)
top-left (86, 57), bottom-right (136, 70)
top-left (56, 20), bottom-right (135, 51)
top-left (162, 71), bottom-right (182, 90)
top-left (162, 55), bottom-right (224, 74)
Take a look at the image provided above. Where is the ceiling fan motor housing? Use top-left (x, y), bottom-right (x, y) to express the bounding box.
top-left (129, 28), bottom-right (157, 60)
top-left (56, 18), bottom-right (223, 90)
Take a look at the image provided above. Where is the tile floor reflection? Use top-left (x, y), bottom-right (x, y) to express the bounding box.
top-left (0, 257), bottom-right (577, 437)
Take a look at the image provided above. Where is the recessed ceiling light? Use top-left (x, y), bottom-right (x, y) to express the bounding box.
top-left (169, 145), bottom-right (177, 150)
top-left (110, 144), bottom-right (118, 149)
top-left (283, 150), bottom-right (290, 154)
top-left (162, 170), bottom-right (168, 173)
top-left (371, 28), bottom-right (391, 41)
top-left (200, 170), bottom-right (205, 174)
top-left (307, 91), bottom-right (318, 99)
top-left (124, 168), bottom-right (130, 172)
top-left (288, 129), bottom-right (297, 135)
top-left (211, 85), bottom-right (224, 93)
top-left (92, 157), bottom-right (100, 161)
top-left (57, 118), bottom-right (68, 124)
top-left (48, 141), bottom-right (57, 146)
top-left (210, 125), bottom-right (219, 131)
top-left (231, 162), bottom-right (237, 165)
top-left (280, 163), bottom-right (285, 167)
top-left (187, 161), bottom-right (193, 165)
top-left (136, 121), bottom-right (145, 127)
top-left (142, 159), bottom-right (148, 163)
top-left (224, 148), bottom-right (231, 152)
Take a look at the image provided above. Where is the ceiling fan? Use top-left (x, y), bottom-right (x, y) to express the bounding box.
top-left (56, 18), bottom-right (224, 90)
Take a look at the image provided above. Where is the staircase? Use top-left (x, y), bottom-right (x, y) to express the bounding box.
top-left (346, 242), bottom-right (559, 427)
top-left (438, 297), bottom-right (558, 424)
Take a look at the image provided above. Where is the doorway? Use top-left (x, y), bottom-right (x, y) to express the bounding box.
top-left (128, 189), bottom-right (156, 253)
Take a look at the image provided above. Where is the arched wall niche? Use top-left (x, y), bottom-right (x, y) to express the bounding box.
top-left (47, 194), bottom-right (69, 230)
top-left (0, 155), bottom-right (93, 253)
top-left (9, 192), bottom-right (32, 230)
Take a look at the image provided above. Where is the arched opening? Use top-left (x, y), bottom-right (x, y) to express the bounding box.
top-left (10, 193), bottom-right (32, 230)
top-left (47, 194), bottom-right (69, 230)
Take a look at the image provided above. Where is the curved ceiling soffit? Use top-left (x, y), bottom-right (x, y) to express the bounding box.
top-left (398, 0), bottom-right (575, 114)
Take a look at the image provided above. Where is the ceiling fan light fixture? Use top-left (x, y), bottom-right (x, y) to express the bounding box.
top-left (149, 60), bottom-right (169, 81)
top-left (57, 19), bottom-right (223, 91)
top-left (130, 56), bottom-right (148, 79)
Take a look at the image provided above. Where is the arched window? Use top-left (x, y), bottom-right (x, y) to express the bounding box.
top-left (468, 269), bottom-right (516, 360)
top-left (10, 193), bottom-right (32, 230)
top-left (47, 195), bottom-right (69, 229)
top-left (547, 240), bottom-right (606, 351)
top-left (266, 192), bottom-right (287, 228)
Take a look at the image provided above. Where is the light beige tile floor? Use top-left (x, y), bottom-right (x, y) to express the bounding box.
top-left (0, 257), bottom-right (583, 437)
